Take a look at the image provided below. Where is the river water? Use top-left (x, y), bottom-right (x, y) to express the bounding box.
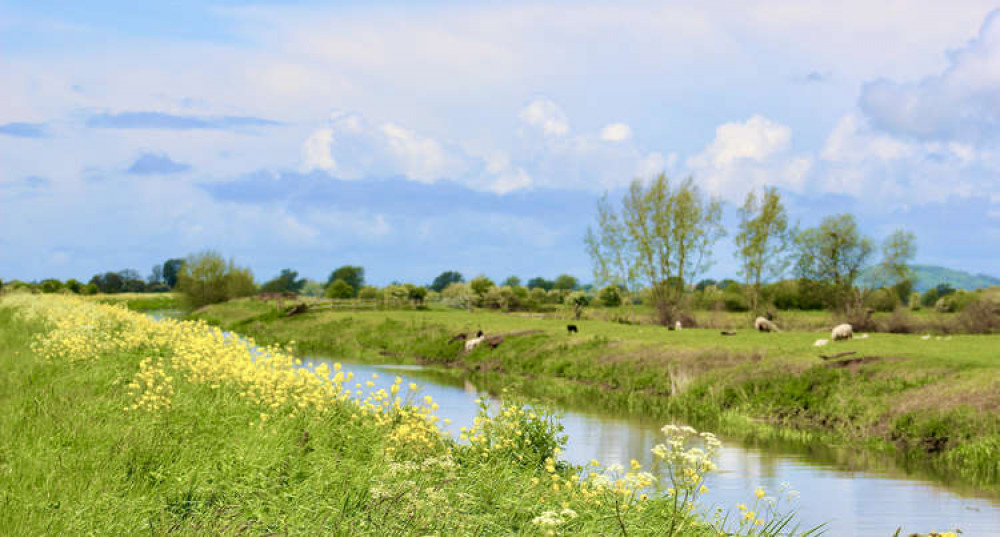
top-left (323, 359), bottom-right (1000, 537)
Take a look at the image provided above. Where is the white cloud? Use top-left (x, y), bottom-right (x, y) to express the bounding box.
top-left (601, 123), bottom-right (632, 142)
top-left (302, 128), bottom-right (335, 171)
top-left (686, 115), bottom-right (809, 202)
top-left (519, 98), bottom-right (569, 137)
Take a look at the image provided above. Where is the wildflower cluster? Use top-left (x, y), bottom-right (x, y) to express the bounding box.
top-left (459, 395), bottom-right (566, 467)
top-left (125, 357), bottom-right (174, 412)
top-left (9, 294), bottom-right (446, 451)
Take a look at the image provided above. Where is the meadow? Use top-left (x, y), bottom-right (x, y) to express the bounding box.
top-left (0, 293), bottom-right (824, 536)
top-left (189, 297), bottom-right (1000, 494)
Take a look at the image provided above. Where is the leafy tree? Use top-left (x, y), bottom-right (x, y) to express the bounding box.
top-left (469, 275), bottom-right (495, 297)
top-left (82, 283), bottom-right (98, 295)
top-left (40, 279), bottom-right (63, 293)
top-left (89, 272), bottom-right (124, 293)
top-left (694, 279), bottom-right (717, 292)
top-left (162, 258), bottom-right (185, 289)
top-left (526, 277), bottom-right (554, 290)
top-left (794, 214), bottom-right (874, 312)
top-left (430, 271), bottom-right (463, 292)
top-left (176, 251), bottom-right (256, 309)
top-left (502, 275), bottom-right (522, 287)
top-left (261, 269), bottom-right (306, 294)
top-left (149, 265), bottom-right (164, 285)
top-left (553, 274), bottom-right (579, 291)
top-left (734, 187), bottom-right (793, 314)
top-left (408, 285), bottom-right (428, 304)
top-left (586, 174), bottom-right (724, 325)
top-left (358, 285), bottom-right (379, 299)
top-left (120, 269), bottom-right (146, 293)
top-left (326, 279), bottom-right (354, 299)
top-left (299, 280), bottom-right (325, 297)
top-left (64, 279), bottom-right (83, 294)
top-left (327, 266), bottom-right (364, 297)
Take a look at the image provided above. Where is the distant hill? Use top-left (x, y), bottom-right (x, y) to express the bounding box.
top-left (910, 265), bottom-right (1000, 291)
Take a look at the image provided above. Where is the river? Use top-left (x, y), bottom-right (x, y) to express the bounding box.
top-left (322, 358), bottom-right (999, 536)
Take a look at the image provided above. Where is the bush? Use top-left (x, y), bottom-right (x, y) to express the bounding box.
top-left (326, 279), bottom-right (354, 299)
top-left (176, 251), bottom-right (256, 309)
top-left (358, 285), bottom-right (379, 300)
top-left (39, 279), bottom-right (63, 293)
top-left (958, 296), bottom-right (1000, 334)
top-left (866, 288), bottom-right (898, 312)
top-left (597, 285), bottom-right (622, 307)
top-left (883, 307), bottom-right (915, 334)
top-left (469, 275), bottom-right (495, 298)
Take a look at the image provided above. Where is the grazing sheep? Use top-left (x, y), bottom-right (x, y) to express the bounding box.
top-left (831, 323), bottom-right (853, 341)
top-left (465, 336), bottom-right (485, 352)
top-left (567, 324), bottom-right (578, 334)
top-left (754, 316), bottom-right (779, 332)
top-left (675, 320), bottom-right (683, 331)
top-left (814, 339), bottom-right (829, 347)
top-left (858, 333), bottom-right (869, 339)
top-left (921, 334), bottom-right (931, 340)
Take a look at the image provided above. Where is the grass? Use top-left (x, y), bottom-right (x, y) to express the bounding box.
top-left (190, 297), bottom-right (1000, 493)
top-left (85, 292), bottom-right (181, 311)
top-left (0, 293), bottom-right (824, 536)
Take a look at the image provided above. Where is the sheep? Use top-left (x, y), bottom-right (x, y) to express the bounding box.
top-left (754, 316), bottom-right (779, 332)
top-left (831, 323), bottom-right (853, 341)
top-left (674, 320), bottom-right (683, 331)
top-left (465, 336), bottom-right (485, 352)
top-left (921, 334), bottom-right (931, 340)
top-left (567, 324), bottom-right (578, 334)
top-left (814, 339), bottom-right (829, 347)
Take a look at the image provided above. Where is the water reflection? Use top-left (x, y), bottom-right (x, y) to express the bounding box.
top-left (322, 358), bottom-right (1000, 537)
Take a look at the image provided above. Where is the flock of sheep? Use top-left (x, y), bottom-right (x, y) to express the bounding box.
top-left (755, 316), bottom-right (860, 347)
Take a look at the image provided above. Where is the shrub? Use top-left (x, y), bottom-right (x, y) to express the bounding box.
top-left (958, 296), bottom-right (1000, 334)
top-left (597, 285), bottom-right (622, 307)
top-left (358, 285), bottom-right (379, 299)
top-left (883, 307), bottom-right (915, 334)
top-left (326, 279), bottom-right (354, 299)
top-left (469, 275), bottom-right (495, 298)
top-left (39, 279), bottom-right (63, 293)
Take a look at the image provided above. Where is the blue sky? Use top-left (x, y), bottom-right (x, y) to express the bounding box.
top-left (1, 1), bottom-right (999, 286)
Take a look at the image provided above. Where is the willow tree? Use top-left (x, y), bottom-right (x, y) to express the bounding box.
top-left (585, 174), bottom-right (723, 325)
top-left (734, 187), bottom-right (793, 315)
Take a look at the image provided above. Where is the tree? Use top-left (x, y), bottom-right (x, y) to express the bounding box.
top-left (40, 279), bottom-right (63, 293)
top-left (326, 279), bottom-right (354, 299)
top-left (149, 265), bottom-right (164, 285)
top-left (120, 269), bottom-right (146, 292)
top-left (327, 266), bottom-right (364, 297)
top-left (430, 271), bottom-right (463, 292)
top-left (586, 174), bottom-right (724, 325)
top-left (90, 272), bottom-right (124, 293)
top-left (261, 269), bottom-right (306, 294)
top-left (162, 258), bottom-right (185, 289)
top-left (526, 277), bottom-right (554, 290)
top-left (176, 251), bottom-right (256, 309)
top-left (734, 187), bottom-right (793, 314)
top-left (794, 214), bottom-right (885, 317)
top-left (553, 274), bottom-right (579, 291)
top-left (408, 285), bottom-right (428, 305)
top-left (469, 275), bottom-right (495, 298)
top-left (502, 275), bottom-right (521, 287)
top-left (64, 279), bottom-right (83, 294)
top-left (597, 285), bottom-right (623, 307)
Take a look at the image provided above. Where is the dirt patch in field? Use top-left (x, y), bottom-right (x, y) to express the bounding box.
top-left (822, 355), bottom-right (907, 372)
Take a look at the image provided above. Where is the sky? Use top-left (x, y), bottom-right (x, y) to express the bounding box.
top-left (2, 0), bottom-right (999, 286)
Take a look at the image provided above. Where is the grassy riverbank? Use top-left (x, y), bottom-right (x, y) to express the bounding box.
top-left (0, 293), bottom-right (821, 536)
top-left (191, 298), bottom-right (1000, 494)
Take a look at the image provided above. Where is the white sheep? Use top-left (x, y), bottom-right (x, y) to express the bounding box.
top-left (831, 323), bottom-right (853, 341)
top-left (464, 336), bottom-right (485, 352)
top-left (921, 334), bottom-right (931, 340)
top-left (754, 316), bottom-right (779, 332)
top-left (813, 339), bottom-right (829, 347)
top-left (675, 320), bottom-right (683, 331)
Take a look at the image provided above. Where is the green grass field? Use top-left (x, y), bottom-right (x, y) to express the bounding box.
top-left (191, 298), bottom-right (1000, 492)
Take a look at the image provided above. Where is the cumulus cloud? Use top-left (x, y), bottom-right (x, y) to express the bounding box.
top-left (686, 115), bottom-right (811, 202)
top-left (86, 111), bottom-right (280, 130)
top-left (600, 123), bottom-right (632, 142)
top-left (126, 152), bottom-right (192, 175)
top-left (301, 112), bottom-right (471, 184)
top-left (859, 9), bottom-right (1000, 142)
top-left (518, 98), bottom-right (569, 136)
